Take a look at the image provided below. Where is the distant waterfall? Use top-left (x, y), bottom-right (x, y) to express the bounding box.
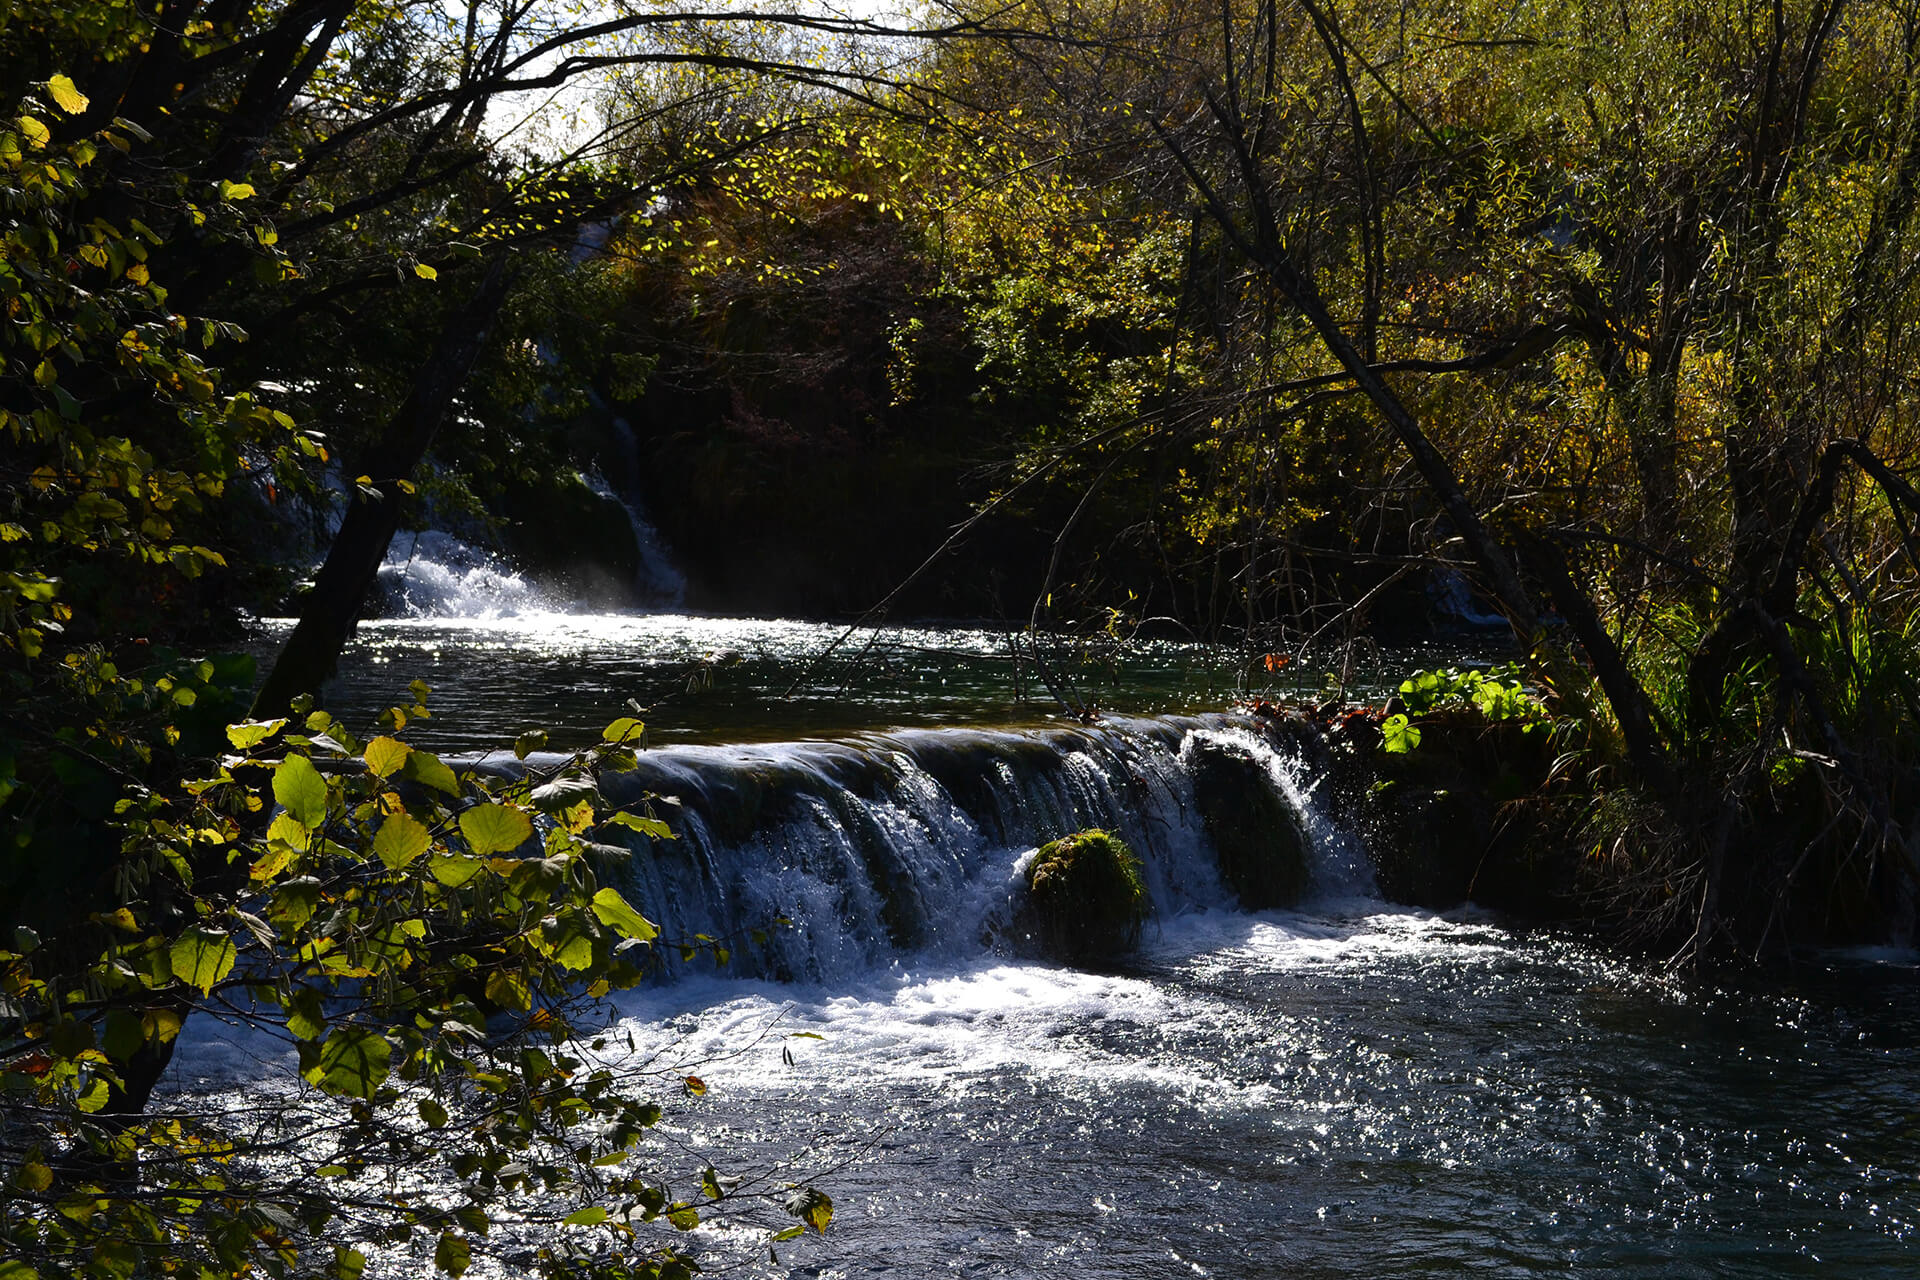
top-left (367, 477), bottom-right (685, 617)
top-left (589, 715), bottom-right (1374, 983)
top-left (580, 468), bottom-right (685, 607)
top-left (375, 530), bottom-right (551, 618)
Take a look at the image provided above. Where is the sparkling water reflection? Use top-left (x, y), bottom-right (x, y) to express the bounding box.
top-left (598, 914), bottom-right (1920, 1277)
top-left (248, 612), bottom-right (1492, 747)
top-left (196, 620), bottom-right (1920, 1275)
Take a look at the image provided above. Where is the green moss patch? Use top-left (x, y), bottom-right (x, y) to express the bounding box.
top-left (1023, 828), bottom-right (1149, 964)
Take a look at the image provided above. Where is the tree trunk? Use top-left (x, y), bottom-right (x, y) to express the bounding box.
top-left (251, 263), bottom-right (511, 719)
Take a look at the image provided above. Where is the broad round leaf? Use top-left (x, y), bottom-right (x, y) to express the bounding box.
top-left (314, 1027), bottom-right (391, 1100)
top-left (403, 750), bottom-right (461, 796)
top-left (273, 754), bottom-right (328, 828)
top-left (428, 853), bottom-right (486, 887)
top-left (226, 718), bottom-right (288, 749)
top-left (590, 888), bottom-right (658, 942)
top-left (47, 74), bottom-right (88, 115)
top-left (784, 1187), bottom-right (833, 1234)
top-left (374, 813), bottom-right (431, 869)
top-left (169, 926), bottom-right (237, 995)
top-left (601, 716), bottom-right (644, 743)
top-left (363, 735), bottom-right (411, 778)
top-left (530, 775), bottom-right (600, 813)
top-left (458, 803), bottom-right (532, 855)
top-left (433, 1233), bottom-right (470, 1278)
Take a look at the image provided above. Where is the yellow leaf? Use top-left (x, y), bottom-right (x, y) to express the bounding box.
top-left (414, 263), bottom-right (437, 280)
top-left (373, 813), bottom-right (431, 870)
top-left (48, 74), bottom-right (88, 116)
top-left (19, 117), bottom-right (49, 149)
top-left (250, 842), bottom-right (293, 882)
top-left (363, 735), bottom-right (410, 778)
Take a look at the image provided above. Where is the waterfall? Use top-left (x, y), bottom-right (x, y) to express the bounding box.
top-left (580, 467), bottom-right (686, 607)
top-left (590, 714), bottom-right (1374, 983)
top-left (375, 530), bottom-right (551, 618)
top-left (1181, 725), bottom-right (1378, 901)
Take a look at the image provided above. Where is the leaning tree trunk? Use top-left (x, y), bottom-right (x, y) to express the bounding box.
top-left (251, 263), bottom-right (511, 719)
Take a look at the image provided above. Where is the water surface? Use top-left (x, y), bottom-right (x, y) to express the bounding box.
top-left (249, 612), bottom-right (1491, 747)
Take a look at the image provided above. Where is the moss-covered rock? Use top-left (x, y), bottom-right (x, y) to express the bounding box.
top-left (1022, 829), bottom-right (1148, 964)
top-left (1186, 738), bottom-right (1311, 908)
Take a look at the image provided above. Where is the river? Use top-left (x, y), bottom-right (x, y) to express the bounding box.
top-left (176, 609), bottom-right (1920, 1276)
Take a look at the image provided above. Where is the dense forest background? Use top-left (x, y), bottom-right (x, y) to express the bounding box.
top-left (6, 0), bottom-right (1920, 1275)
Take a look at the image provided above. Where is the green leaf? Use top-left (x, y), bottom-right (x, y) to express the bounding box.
top-left (513, 730), bottom-right (548, 759)
top-left (536, 910), bottom-right (597, 971)
top-left (373, 813), bottom-right (431, 870)
top-left (273, 754), bottom-right (328, 827)
top-left (459, 803), bottom-right (532, 855)
top-left (264, 812), bottom-right (310, 854)
top-left (418, 1098), bottom-right (448, 1128)
top-left (601, 716), bottom-right (644, 744)
top-left (433, 1233), bottom-right (470, 1278)
top-left (104, 1008), bottom-right (145, 1061)
top-left (590, 888), bottom-right (658, 942)
top-left (666, 1203), bottom-right (700, 1231)
top-left (314, 1027), bottom-right (391, 1100)
top-left (286, 987), bottom-right (325, 1041)
top-left (0, 1260), bottom-right (44, 1280)
top-left (530, 776), bottom-right (599, 812)
top-left (226, 718), bottom-right (288, 749)
top-left (484, 968), bottom-right (531, 1012)
top-left (604, 810), bottom-right (674, 839)
top-left (404, 750), bottom-right (461, 796)
top-left (219, 179), bottom-right (255, 200)
top-left (169, 926), bottom-right (237, 995)
top-left (334, 1247), bottom-right (367, 1280)
top-left (75, 1077), bottom-right (110, 1113)
top-left (562, 1207), bottom-right (607, 1226)
top-left (363, 735), bottom-right (411, 777)
top-left (429, 854), bottom-right (486, 887)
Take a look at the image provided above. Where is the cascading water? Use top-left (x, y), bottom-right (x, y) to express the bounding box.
top-left (592, 715), bottom-right (1342, 982)
top-left (166, 700), bottom-right (1920, 1276)
top-left (580, 468), bottom-right (686, 607)
top-left (375, 529), bottom-right (551, 618)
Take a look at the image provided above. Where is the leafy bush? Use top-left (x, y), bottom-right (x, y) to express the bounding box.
top-left (1384, 664), bottom-right (1548, 753)
top-left (0, 698), bottom-right (833, 1279)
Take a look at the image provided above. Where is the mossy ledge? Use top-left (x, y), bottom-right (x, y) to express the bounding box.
top-left (1021, 829), bottom-right (1149, 964)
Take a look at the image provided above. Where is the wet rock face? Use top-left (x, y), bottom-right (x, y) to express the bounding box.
top-left (1021, 829), bottom-right (1148, 964)
top-left (496, 470), bottom-right (644, 606)
top-left (1361, 769), bottom-right (1492, 908)
top-left (1340, 711), bottom-right (1573, 918)
top-left (1186, 737), bottom-right (1311, 909)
